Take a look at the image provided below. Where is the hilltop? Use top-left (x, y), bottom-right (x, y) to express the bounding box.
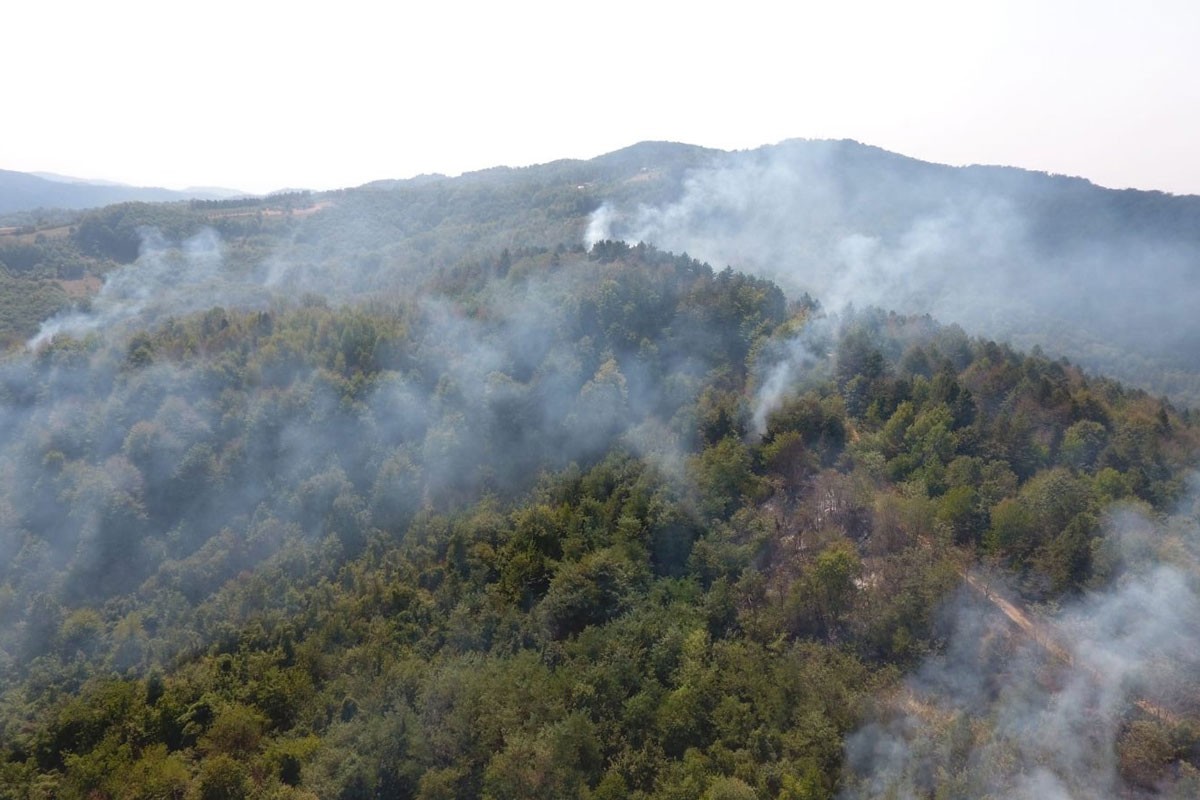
top-left (6, 139), bottom-right (1200, 402)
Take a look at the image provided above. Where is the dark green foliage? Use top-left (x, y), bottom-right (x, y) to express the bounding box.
top-left (0, 243), bottom-right (1195, 800)
top-left (692, 437), bottom-right (763, 519)
top-left (0, 268), bottom-right (70, 346)
top-left (74, 203), bottom-right (205, 263)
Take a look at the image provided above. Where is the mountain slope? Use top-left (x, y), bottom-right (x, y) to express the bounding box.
top-left (1, 130), bottom-right (1200, 797)
top-left (0, 245), bottom-right (1195, 797)
top-left (587, 139), bottom-right (1200, 404)
top-left (9, 139), bottom-right (1200, 406)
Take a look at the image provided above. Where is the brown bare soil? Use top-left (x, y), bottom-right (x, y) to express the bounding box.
top-left (203, 200), bottom-right (333, 220)
top-left (0, 224), bottom-right (72, 242)
top-left (56, 273), bottom-right (102, 299)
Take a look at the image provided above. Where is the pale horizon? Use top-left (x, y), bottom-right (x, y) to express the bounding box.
top-left (5, 0), bottom-right (1198, 197)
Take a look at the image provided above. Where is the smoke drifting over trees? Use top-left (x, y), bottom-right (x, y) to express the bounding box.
top-left (843, 502), bottom-right (1200, 798)
top-left (587, 139), bottom-right (1200, 404)
top-left (1, 140), bottom-right (1200, 798)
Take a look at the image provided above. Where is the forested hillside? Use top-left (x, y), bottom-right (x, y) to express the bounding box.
top-left (1, 236), bottom-right (1198, 798)
top-left (7, 139), bottom-right (1200, 403)
top-left (3, 141), bottom-right (1200, 798)
top-left (588, 140), bottom-right (1200, 406)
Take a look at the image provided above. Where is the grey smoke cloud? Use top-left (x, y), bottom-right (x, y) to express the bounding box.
top-left (585, 143), bottom-right (1028, 321)
top-left (1, 233), bottom-right (728, 651)
top-left (584, 140), bottom-right (1200, 400)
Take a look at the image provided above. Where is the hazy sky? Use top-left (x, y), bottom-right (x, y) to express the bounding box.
top-left (5, 0), bottom-right (1198, 195)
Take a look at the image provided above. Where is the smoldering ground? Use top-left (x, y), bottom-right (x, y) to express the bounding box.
top-left (839, 499), bottom-right (1200, 799)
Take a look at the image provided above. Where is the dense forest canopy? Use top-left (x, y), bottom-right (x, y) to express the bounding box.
top-left (0, 142), bottom-right (1199, 798)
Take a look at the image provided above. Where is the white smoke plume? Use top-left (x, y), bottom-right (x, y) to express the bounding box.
top-left (749, 323), bottom-right (829, 437)
top-left (584, 203), bottom-right (618, 250)
top-left (582, 139), bottom-right (1200, 401)
top-left (584, 142), bottom-right (1028, 321)
top-left (28, 227), bottom-right (269, 348)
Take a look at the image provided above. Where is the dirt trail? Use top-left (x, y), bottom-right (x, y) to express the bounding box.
top-left (961, 572), bottom-right (1074, 663)
top-left (960, 568), bottom-right (1180, 725)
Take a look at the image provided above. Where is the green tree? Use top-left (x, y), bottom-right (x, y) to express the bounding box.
top-left (692, 437), bottom-right (763, 519)
top-left (196, 754), bottom-right (249, 800)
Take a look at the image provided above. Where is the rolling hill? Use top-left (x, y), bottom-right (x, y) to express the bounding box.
top-left (1, 141), bottom-right (1200, 797)
top-left (0, 169), bottom-right (246, 215)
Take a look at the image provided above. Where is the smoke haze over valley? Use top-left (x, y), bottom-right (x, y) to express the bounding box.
top-left (4, 0), bottom-right (1200, 792)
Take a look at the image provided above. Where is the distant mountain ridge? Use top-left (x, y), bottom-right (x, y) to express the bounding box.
top-left (0, 168), bottom-right (247, 213)
top-left (580, 138), bottom-right (1200, 402)
top-left (7, 138), bottom-right (1200, 402)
